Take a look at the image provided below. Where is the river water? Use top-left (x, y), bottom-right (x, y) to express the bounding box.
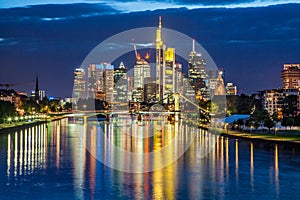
top-left (0, 118), bottom-right (300, 199)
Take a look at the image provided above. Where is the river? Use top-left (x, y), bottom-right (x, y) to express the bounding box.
top-left (0, 118), bottom-right (300, 199)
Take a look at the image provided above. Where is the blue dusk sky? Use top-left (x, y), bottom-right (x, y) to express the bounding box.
top-left (0, 0), bottom-right (299, 96)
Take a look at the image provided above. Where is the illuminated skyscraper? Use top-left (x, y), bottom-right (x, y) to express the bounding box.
top-left (165, 48), bottom-right (175, 97)
top-left (87, 63), bottom-right (114, 103)
top-left (88, 64), bottom-right (104, 98)
top-left (174, 63), bottom-right (183, 93)
top-left (114, 62), bottom-right (128, 103)
top-left (103, 63), bottom-right (114, 103)
top-left (215, 71), bottom-right (225, 95)
top-left (188, 39), bottom-right (207, 99)
top-left (156, 16), bottom-right (166, 102)
top-left (134, 59), bottom-right (151, 89)
top-left (73, 68), bottom-right (86, 101)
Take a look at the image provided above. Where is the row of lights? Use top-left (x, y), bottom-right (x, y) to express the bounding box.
top-left (6, 114), bottom-right (48, 123)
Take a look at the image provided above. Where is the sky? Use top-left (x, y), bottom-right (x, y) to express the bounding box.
top-left (0, 0), bottom-right (299, 97)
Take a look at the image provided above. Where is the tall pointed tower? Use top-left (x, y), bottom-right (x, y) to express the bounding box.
top-left (156, 16), bottom-right (166, 102)
top-left (35, 75), bottom-right (40, 103)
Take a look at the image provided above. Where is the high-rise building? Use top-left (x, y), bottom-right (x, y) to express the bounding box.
top-left (133, 59), bottom-right (151, 102)
top-left (214, 71), bottom-right (225, 95)
top-left (31, 90), bottom-right (45, 101)
top-left (134, 59), bottom-right (151, 89)
top-left (225, 82), bottom-right (238, 95)
top-left (165, 48), bottom-right (175, 96)
top-left (174, 63), bottom-right (183, 93)
top-left (87, 63), bottom-right (114, 103)
top-left (88, 64), bottom-right (104, 98)
top-left (103, 64), bottom-right (114, 103)
top-left (73, 68), bottom-right (86, 101)
top-left (144, 78), bottom-right (156, 103)
top-left (114, 62), bottom-right (128, 103)
top-left (281, 64), bottom-right (300, 89)
top-left (188, 39), bottom-right (208, 100)
top-left (156, 16), bottom-right (167, 102)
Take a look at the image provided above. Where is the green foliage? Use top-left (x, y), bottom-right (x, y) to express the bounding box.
top-left (282, 117), bottom-right (295, 129)
top-left (20, 99), bottom-right (40, 114)
top-left (264, 118), bottom-right (275, 133)
top-left (0, 100), bottom-right (16, 122)
top-left (282, 95), bottom-right (297, 118)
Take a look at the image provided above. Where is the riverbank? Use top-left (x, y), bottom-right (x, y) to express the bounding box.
top-left (221, 129), bottom-right (300, 144)
top-left (0, 115), bottom-right (67, 133)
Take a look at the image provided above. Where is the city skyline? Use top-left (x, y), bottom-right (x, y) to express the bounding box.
top-left (0, 1), bottom-right (299, 97)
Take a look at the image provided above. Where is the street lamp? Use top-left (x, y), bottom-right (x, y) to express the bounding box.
top-left (7, 117), bottom-right (12, 124)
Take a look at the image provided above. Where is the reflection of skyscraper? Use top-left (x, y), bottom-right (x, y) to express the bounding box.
top-left (74, 68), bottom-right (86, 101)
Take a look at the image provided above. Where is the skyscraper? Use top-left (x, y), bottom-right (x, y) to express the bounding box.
top-left (88, 64), bottom-right (104, 98)
top-left (73, 68), bottom-right (86, 101)
top-left (156, 16), bottom-right (166, 102)
top-left (87, 63), bottom-right (114, 103)
top-left (165, 48), bottom-right (175, 96)
top-left (114, 62), bottom-right (128, 103)
top-left (188, 39), bottom-right (208, 99)
top-left (134, 59), bottom-right (151, 89)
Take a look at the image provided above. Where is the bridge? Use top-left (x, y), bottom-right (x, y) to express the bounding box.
top-left (68, 93), bottom-right (211, 123)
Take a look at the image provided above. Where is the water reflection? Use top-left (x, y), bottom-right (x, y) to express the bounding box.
top-left (5, 123), bottom-right (47, 179)
top-left (1, 118), bottom-right (300, 199)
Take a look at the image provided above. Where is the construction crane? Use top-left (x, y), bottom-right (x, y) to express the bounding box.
top-left (144, 40), bottom-right (154, 60)
top-left (132, 38), bottom-right (141, 60)
top-left (132, 38), bottom-right (154, 61)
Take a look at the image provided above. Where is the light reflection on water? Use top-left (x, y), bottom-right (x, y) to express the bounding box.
top-left (0, 118), bottom-right (299, 199)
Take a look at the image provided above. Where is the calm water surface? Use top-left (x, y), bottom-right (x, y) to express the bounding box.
top-left (1, 118), bottom-right (300, 199)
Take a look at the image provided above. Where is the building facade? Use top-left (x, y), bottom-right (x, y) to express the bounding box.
top-left (281, 64), bottom-right (300, 89)
top-left (73, 68), bottom-right (86, 101)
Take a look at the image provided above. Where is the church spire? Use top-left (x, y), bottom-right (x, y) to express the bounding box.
top-left (35, 75), bottom-right (39, 103)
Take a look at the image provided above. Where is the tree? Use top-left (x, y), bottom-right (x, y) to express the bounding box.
top-left (264, 118), bottom-right (275, 133)
top-left (282, 95), bottom-right (297, 118)
top-left (282, 117), bottom-right (294, 130)
top-left (0, 100), bottom-right (16, 123)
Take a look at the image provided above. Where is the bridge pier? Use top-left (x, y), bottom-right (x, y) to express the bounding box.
top-left (137, 114), bottom-right (142, 121)
top-left (106, 114), bottom-right (110, 122)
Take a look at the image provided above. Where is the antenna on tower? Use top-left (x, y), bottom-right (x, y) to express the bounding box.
top-left (192, 39), bottom-right (195, 52)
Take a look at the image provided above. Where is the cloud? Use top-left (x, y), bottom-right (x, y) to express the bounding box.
top-left (0, 38), bottom-right (18, 46)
